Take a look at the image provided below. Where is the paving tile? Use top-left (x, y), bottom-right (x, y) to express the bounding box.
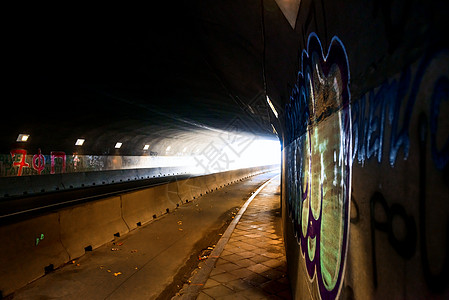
top-left (197, 291), bottom-right (214, 300)
top-left (243, 273), bottom-right (270, 286)
top-left (220, 249), bottom-right (234, 257)
top-left (261, 268), bottom-right (286, 280)
top-left (267, 239), bottom-right (283, 245)
top-left (224, 246), bottom-right (246, 254)
top-left (203, 284), bottom-right (235, 298)
top-left (261, 252), bottom-right (283, 259)
top-left (210, 267), bottom-right (226, 276)
top-left (222, 278), bottom-right (253, 292)
top-left (275, 264), bottom-right (287, 273)
top-left (232, 241), bottom-right (249, 248)
top-left (247, 263), bottom-right (272, 274)
top-left (244, 239), bottom-right (264, 246)
top-left (233, 258), bottom-right (254, 268)
top-left (240, 243), bottom-right (258, 250)
top-left (216, 258), bottom-right (231, 266)
top-left (220, 254), bottom-right (241, 263)
top-left (229, 267), bottom-right (257, 279)
top-left (243, 233), bottom-right (262, 238)
top-left (211, 272), bottom-right (239, 283)
top-left (204, 278), bottom-right (222, 289)
top-left (261, 258), bottom-right (283, 268)
top-left (250, 254), bottom-right (272, 264)
top-left (216, 292), bottom-right (249, 300)
top-left (237, 251), bottom-right (257, 259)
top-left (238, 287), bottom-right (270, 299)
top-left (216, 262), bottom-right (241, 272)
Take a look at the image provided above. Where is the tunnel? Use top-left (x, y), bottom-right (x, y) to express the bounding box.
top-left (1, 1), bottom-right (448, 299)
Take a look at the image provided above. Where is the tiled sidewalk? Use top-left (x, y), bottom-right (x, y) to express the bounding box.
top-left (197, 176), bottom-right (292, 300)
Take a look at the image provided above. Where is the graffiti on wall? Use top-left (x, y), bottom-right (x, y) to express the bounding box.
top-left (0, 150), bottom-right (195, 178)
top-left (351, 50), bottom-right (449, 170)
top-left (366, 49), bottom-right (449, 293)
top-left (3, 149), bottom-right (67, 176)
top-left (285, 32), bottom-right (351, 300)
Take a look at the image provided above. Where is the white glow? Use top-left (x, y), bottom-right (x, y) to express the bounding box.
top-left (188, 136), bottom-right (282, 175)
top-left (17, 134), bottom-right (30, 142)
top-left (75, 139), bottom-right (85, 146)
top-left (143, 144), bottom-right (150, 150)
top-left (266, 96), bottom-right (279, 118)
top-left (238, 139), bottom-right (281, 167)
top-left (183, 147), bottom-right (187, 152)
top-left (166, 145), bottom-right (171, 151)
top-left (115, 142), bottom-right (122, 149)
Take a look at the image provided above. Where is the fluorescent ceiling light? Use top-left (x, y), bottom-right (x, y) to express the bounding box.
top-left (166, 146), bottom-right (171, 151)
top-left (75, 139), bottom-right (85, 146)
top-left (143, 144), bottom-right (150, 150)
top-left (17, 134), bottom-right (30, 142)
top-left (115, 142), bottom-right (122, 149)
top-left (266, 96), bottom-right (279, 118)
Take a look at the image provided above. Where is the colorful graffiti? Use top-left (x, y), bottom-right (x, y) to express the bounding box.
top-left (10, 149), bottom-right (30, 176)
top-left (347, 49), bottom-right (448, 295)
top-left (32, 149), bottom-right (46, 175)
top-left (0, 150), bottom-right (194, 178)
top-left (285, 32), bottom-right (351, 300)
top-left (4, 149), bottom-right (67, 177)
top-left (352, 50), bottom-right (449, 169)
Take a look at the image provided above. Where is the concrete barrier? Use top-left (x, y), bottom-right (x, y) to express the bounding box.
top-left (59, 196), bottom-right (129, 259)
top-left (121, 181), bottom-right (181, 230)
top-left (0, 213), bottom-right (69, 297)
top-left (204, 173), bottom-right (221, 192)
top-left (176, 176), bottom-right (206, 202)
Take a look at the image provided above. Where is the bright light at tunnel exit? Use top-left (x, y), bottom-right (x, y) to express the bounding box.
top-left (237, 139), bottom-right (281, 167)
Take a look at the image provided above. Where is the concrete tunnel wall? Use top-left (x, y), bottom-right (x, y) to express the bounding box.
top-left (280, 0), bottom-right (448, 299)
top-left (0, 165), bottom-right (277, 297)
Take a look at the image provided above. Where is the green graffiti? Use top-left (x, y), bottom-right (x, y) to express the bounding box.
top-left (35, 233), bottom-right (44, 246)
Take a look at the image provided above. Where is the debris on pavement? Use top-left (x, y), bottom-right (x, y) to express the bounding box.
top-left (198, 246), bottom-right (215, 260)
top-left (113, 272), bottom-right (122, 277)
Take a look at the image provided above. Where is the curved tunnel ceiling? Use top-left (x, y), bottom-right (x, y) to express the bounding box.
top-left (2, 2), bottom-right (300, 158)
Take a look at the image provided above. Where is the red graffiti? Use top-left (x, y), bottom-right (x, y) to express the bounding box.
top-left (51, 151), bottom-right (66, 174)
top-left (10, 149), bottom-right (30, 176)
top-left (32, 149), bottom-right (46, 175)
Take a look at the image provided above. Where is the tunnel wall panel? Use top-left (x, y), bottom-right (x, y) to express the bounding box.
top-left (121, 182), bottom-right (181, 230)
top-left (59, 196), bottom-right (130, 259)
top-left (0, 213), bottom-right (69, 296)
top-left (281, 0), bottom-right (449, 299)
